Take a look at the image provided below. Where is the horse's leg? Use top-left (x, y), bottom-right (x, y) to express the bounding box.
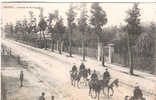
top-left (95, 90), bottom-right (97, 99)
top-left (74, 80), bottom-right (76, 87)
top-left (98, 91), bottom-right (100, 100)
top-left (89, 87), bottom-right (91, 96)
top-left (108, 87), bottom-right (110, 98)
top-left (103, 87), bottom-right (105, 95)
top-left (110, 87), bottom-right (114, 96)
top-left (77, 79), bottom-right (80, 88)
top-left (71, 77), bottom-right (73, 85)
top-left (71, 78), bottom-right (73, 85)
top-left (85, 78), bottom-right (87, 86)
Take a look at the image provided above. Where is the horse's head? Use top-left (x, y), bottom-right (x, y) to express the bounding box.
top-left (114, 78), bottom-right (119, 87)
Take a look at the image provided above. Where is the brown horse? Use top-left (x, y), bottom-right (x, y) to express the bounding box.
top-left (88, 78), bottom-right (119, 100)
top-left (70, 71), bottom-right (81, 88)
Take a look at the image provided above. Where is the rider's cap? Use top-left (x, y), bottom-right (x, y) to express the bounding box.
top-left (42, 92), bottom-right (45, 96)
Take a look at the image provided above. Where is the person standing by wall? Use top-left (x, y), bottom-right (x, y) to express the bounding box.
top-left (19, 70), bottom-right (24, 87)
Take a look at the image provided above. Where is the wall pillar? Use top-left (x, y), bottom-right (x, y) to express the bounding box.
top-left (108, 44), bottom-right (114, 64)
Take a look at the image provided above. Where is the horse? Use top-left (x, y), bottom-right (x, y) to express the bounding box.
top-left (88, 78), bottom-right (119, 100)
top-left (88, 79), bottom-right (103, 100)
top-left (78, 68), bottom-right (90, 86)
top-left (107, 78), bottom-right (119, 96)
top-left (70, 71), bottom-right (81, 88)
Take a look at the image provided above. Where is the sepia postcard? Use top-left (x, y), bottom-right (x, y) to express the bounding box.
top-left (1, 1), bottom-right (156, 100)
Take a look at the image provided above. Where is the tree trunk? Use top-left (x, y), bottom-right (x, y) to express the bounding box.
top-left (69, 28), bottom-right (72, 57)
top-left (128, 34), bottom-right (134, 75)
top-left (57, 40), bottom-right (59, 51)
top-left (60, 41), bottom-right (64, 54)
top-left (58, 40), bottom-right (61, 54)
top-left (42, 31), bottom-right (47, 50)
top-left (51, 38), bottom-right (54, 52)
top-left (82, 32), bottom-right (85, 61)
top-left (39, 31), bottom-right (42, 48)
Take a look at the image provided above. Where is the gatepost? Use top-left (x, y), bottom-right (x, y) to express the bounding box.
top-left (108, 43), bottom-right (114, 64)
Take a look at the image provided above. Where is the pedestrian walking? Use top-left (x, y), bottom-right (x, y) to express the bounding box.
top-left (20, 70), bottom-right (24, 87)
top-left (39, 92), bottom-right (45, 100)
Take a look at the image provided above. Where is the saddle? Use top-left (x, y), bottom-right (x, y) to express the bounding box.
top-left (104, 78), bottom-right (111, 86)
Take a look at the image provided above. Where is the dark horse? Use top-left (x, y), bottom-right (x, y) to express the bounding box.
top-left (70, 71), bottom-right (81, 88)
top-left (88, 78), bottom-right (119, 100)
top-left (70, 68), bottom-right (90, 88)
top-left (79, 68), bottom-right (90, 86)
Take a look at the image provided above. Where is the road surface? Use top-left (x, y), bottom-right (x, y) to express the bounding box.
top-left (2, 39), bottom-right (156, 100)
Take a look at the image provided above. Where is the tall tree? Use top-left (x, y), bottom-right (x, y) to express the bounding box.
top-left (54, 16), bottom-right (66, 54)
top-left (66, 4), bottom-right (76, 57)
top-left (78, 4), bottom-right (88, 61)
top-left (27, 11), bottom-right (37, 42)
top-left (21, 19), bottom-right (28, 41)
top-left (38, 17), bottom-right (47, 49)
top-left (125, 3), bottom-right (141, 75)
top-left (47, 10), bottom-right (58, 51)
top-left (90, 3), bottom-right (107, 65)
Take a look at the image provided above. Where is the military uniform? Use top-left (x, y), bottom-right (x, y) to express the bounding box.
top-left (72, 65), bottom-right (77, 73)
top-left (91, 71), bottom-right (98, 81)
top-left (79, 63), bottom-right (85, 71)
top-left (103, 70), bottom-right (110, 83)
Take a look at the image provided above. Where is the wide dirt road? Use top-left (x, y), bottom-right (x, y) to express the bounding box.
top-left (2, 39), bottom-right (156, 100)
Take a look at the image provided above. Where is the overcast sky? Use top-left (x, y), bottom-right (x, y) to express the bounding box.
top-left (2, 3), bottom-right (156, 27)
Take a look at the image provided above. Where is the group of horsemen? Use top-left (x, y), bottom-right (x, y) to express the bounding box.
top-left (72, 62), bottom-right (110, 84)
top-left (71, 62), bottom-right (145, 100)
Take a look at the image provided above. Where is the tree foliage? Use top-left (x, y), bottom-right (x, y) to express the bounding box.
top-left (54, 17), bottom-right (65, 40)
top-left (136, 23), bottom-right (156, 57)
top-left (125, 3), bottom-right (141, 45)
top-left (90, 3), bottom-right (107, 41)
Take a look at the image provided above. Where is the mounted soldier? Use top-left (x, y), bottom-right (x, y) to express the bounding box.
top-left (79, 62), bottom-right (85, 72)
top-left (91, 70), bottom-right (98, 82)
top-left (103, 68), bottom-right (110, 84)
top-left (71, 63), bottom-right (77, 74)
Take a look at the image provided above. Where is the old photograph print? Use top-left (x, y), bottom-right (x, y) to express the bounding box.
top-left (1, 2), bottom-right (156, 100)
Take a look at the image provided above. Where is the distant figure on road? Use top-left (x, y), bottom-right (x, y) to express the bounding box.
top-left (124, 96), bottom-right (129, 100)
top-left (72, 63), bottom-right (77, 74)
top-left (133, 84), bottom-right (143, 99)
top-left (39, 92), bottom-right (45, 100)
top-left (103, 68), bottom-right (110, 84)
top-left (20, 70), bottom-right (24, 87)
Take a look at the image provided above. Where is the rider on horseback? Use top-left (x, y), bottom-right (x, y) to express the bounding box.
top-left (91, 70), bottom-right (98, 82)
top-left (79, 62), bottom-right (85, 72)
top-left (72, 63), bottom-right (77, 74)
top-left (133, 83), bottom-right (143, 99)
top-left (103, 68), bottom-right (110, 84)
